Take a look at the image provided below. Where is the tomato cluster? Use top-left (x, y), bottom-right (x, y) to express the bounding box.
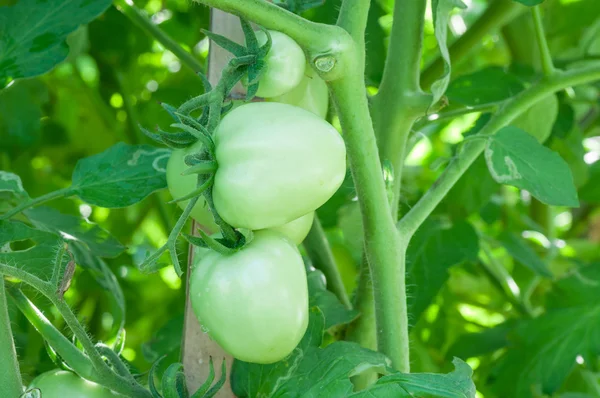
top-left (166, 31), bottom-right (344, 364)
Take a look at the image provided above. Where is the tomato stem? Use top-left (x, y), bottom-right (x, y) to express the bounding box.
top-left (0, 188), bottom-right (72, 221)
top-left (398, 63), bottom-right (600, 239)
top-left (0, 280), bottom-right (22, 397)
top-left (531, 6), bottom-right (556, 77)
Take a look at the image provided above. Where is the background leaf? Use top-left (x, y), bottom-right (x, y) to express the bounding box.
top-left (0, 0), bottom-right (112, 83)
top-left (485, 126), bottom-right (579, 207)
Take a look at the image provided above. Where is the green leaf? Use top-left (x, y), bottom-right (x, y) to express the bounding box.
top-left (0, 0), bottom-right (112, 82)
top-left (547, 263), bottom-right (600, 309)
top-left (430, 0), bottom-right (468, 106)
top-left (446, 67), bottom-right (525, 106)
top-left (492, 304), bottom-right (600, 397)
top-left (485, 126), bottom-right (579, 207)
top-left (550, 128), bottom-right (589, 188)
top-left (510, 94), bottom-right (558, 144)
top-left (25, 206), bottom-right (125, 258)
top-left (498, 231), bottom-right (552, 277)
top-left (447, 321), bottom-right (514, 359)
top-left (407, 220), bottom-right (479, 325)
top-left (231, 308), bottom-right (389, 397)
top-left (70, 143), bottom-right (171, 208)
top-left (307, 267), bottom-right (358, 330)
top-left (0, 220), bottom-right (67, 281)
top-left (350, 358), bottom-right (476, 398)
top-left (513, 0), bottom-right (544, 6)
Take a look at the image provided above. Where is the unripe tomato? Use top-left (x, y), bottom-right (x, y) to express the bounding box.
top-left (269, 66), bottom-right (329, 118)
top-left (267, 212), bottom-right (314, 245)
top-left (29, 370), bottom-right (116, 398)
top-left (213, 102), bottom-right (346, 230)
top-left (254, 30), bottom-right (306, 98)
top-left (190, 230), bottom-right (308, 364)
top-left (166, 148), bottom-right (219, 231)
top-left (166, 151), bottom-right (315, 243)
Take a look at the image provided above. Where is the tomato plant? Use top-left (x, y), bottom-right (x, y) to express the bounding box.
top-left (2, 0), bottom-right (600, 397)
top-left (28, 370), bottom-right (116, 398)
top-left (190, 230), bottom-right (308, 364)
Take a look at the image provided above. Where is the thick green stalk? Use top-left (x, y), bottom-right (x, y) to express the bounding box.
top-left (421, 0), bottom-right (525, 89)
top-left (330, 68), bottom-right (410, 372)
top-left (0, 280), bottom-right (22, 397)
top-left (193, 0), bottom-right (337, 53)
top-left (372, 0), bottom-right (429, 216)
top-left (399, 64), bottom-right (600, 238)
top-left (114, 0), bottom-right (206, 74)
top-left (303, 216), bottom-right (351, 309)
top-left (531, 6), bottom-right (555, 76)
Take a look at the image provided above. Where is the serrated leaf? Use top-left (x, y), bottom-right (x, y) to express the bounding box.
top-left (0, 220), bottom-right (67, 281)
top-left (231, 308), bottom-right (389, 398)
top-left (70, 143), bottom-right (170, 208)
top-left (492, 304), bottom-right (600, 397)
top-left (25, 206), bottom-right (125, 258)
top-left (430, 0), bottom-right (468, 106)
top-left (350, 358), bottom-right (476, 398)
top-left (307, 267), bottom-right (358, 330)
top-left (485, 126), bottom-right (579, 207)
top-left (0, 0), bottom-right (112, 82)
top-left (446, 67), bottom-right (525, 106)
top-left (407, 220), bottom-right (479, 325)
top-left (498, 231), bottom-right (552, 277)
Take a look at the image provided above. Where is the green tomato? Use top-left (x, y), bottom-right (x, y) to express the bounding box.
top-left (190, 230), bottom-right (308, 364)
top-left (213, 102), bottom-right (346, 230)
top-left (254, 30), bottom-right (306, 98)
top-left (269, 66), bottom-right (329, 118)
top-left (166, 147), bottom-right (219, 231)
top-left (267, 211), bottom-right (314, 245)
top-left (29, 370), bottom-right (116, 398)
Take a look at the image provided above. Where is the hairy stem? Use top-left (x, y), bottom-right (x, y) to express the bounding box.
top-left (399, 64), bottom-right (600, 239)
top-left (303, 216), bottom-right (351, 309)
top-left (330, 67), bottom-right (410, 371)
top-left (0, 265), bottom-right (151, 397)
top-left (114, 0), bottom-right (206, 74)
top-left (0, 188), bottom-right (72, 220)
top-left (0, 280), bottom-right (22, 397)
top-left (531, 6), bottom-right (555, 76)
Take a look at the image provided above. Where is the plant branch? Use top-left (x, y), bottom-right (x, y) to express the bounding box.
top-left (336, 0), bottom-right (370, 50)
top-left (414, 102), bottom-right (500, 129)
top-left (531, 6), bottom-right (555, 76)
top-left (329, 61), bottom-right (410, 371)
top-left (398, 63), bottom-right (600, 239)
top-left (192, 0), bottom-right (337, 53)
top-left (114, 0), bottom-right (206, 74)
top-left (303, 216), bottom-right (351, 309)
top-left (421, 0), bottom-right (525, 89)
top-left (0, 188), bottom-right (72, 220)
top-left (372, 0), bottom-right (429, 218)
top-left (0, 265), bottom-right (151, 397)
top-left (0, 280), bottom-right (22, 398)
